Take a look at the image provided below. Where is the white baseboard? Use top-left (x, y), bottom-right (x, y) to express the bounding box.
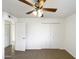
top-left (25, 48), bottom-right (64, 50)
top-left (65, 49), bottom-right (76, 58)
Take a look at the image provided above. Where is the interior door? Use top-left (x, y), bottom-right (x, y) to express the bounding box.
top-left (15, 23), bottom-right (26, 51)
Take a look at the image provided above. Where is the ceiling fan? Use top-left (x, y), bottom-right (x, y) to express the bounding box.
top-left (19, 0), bottom-right (57, 17)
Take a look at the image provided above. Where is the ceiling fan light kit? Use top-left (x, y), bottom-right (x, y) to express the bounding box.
top-left (32, 9), bottom-right (43, 17)
top-left (19, 0), bottom-right (57, 17)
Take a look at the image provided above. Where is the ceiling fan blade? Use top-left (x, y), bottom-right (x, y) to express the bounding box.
top-left (26, 10), bottom-right (34, 14)
top-left (37, 0), bottom-right (46, 3)
top-left (19, 0), bottom-right (34, 7)
top-left (37, 0), bottom-right (46, 8)
top-left (43, 8), bottom-right (57, 12)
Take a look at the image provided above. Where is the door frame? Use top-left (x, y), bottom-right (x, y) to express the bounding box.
top-left (5, 19), bottom-right (16, 55)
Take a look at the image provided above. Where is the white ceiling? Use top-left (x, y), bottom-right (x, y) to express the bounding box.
top-left (2, 0), bottom-right (76, 18)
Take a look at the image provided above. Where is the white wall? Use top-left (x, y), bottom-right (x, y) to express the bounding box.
top-left (64, 14), bottom-right (76, 57)
top-left (17, 18), bottom-right (64, 49)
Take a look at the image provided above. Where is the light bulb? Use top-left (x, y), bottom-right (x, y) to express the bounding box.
top-left (32, 10), bottom-right (37, 16)
top-left (37, 9), bottom-right (43, 17)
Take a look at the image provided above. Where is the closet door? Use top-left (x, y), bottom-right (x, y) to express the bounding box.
top-left (26, 23), bottom-right (50, 49)
top-left (15, 23), bottom-right (26, 51)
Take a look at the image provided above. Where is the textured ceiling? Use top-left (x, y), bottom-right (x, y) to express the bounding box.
top-left (2, 0), bottom-right (76, 18)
